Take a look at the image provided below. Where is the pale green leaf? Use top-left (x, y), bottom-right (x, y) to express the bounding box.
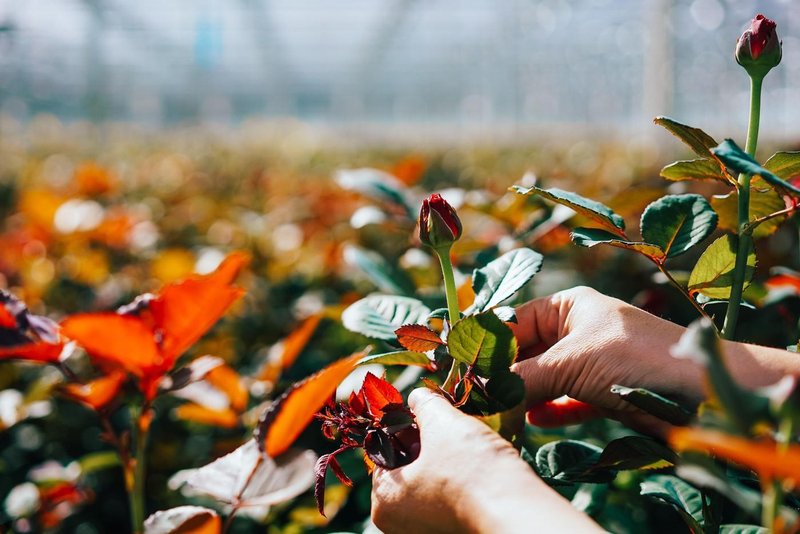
top-left (688, 235), bottom-right (756, 299)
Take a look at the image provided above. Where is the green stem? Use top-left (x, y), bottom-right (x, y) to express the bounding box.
top-left (722, 75), bottom-right (763, 341)
top-left (128, 405), bottom-right (151, 534)
top-left (435, 246), bottom-right (463, 394)
top-left (435, 247), bottom-right (461, 324)
top-left (763, 417), bottom-right (795, 531)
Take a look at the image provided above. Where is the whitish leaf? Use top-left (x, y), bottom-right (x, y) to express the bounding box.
top-left (640, 194), bottom-right (717, 258)
top-left (512, 185), bottom-right (625, 235)
top-left (447, 311), bottom-right (518, 377)
top-left (640, 475), bottom-right (704, 531)
top-left (660, 158), bottom-right (728, 183)
top-left (170, 439), bottom-right (316, 510)
top-left (343, 246), bottom-right (417, 297)
top-left (468, 248), bottom-right (543, 313)
top-left (144, 506), bottom-right (220, 534)
top-left (688, 236), bottom-right (756, 299)
top-left (342, 295), bottom-right (430, 340)
top-left (571, 228), bottom-right (665, 261)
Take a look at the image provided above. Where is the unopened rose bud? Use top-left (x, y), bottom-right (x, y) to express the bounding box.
top-left (419, 194), bottom-right (462, 250)
top-left (736, 14), bottom-right (781, 79)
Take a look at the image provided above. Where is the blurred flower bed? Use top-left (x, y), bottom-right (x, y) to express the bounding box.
top-left (2, 115), bottom-right (800, 533)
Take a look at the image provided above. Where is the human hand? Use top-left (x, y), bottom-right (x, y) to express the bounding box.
top-left (511, 286), bottom-right (703, 433)
top-left (371, 388), bottom-right (602, 533)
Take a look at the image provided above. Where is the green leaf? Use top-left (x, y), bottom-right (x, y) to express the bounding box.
top-left (344, 246), bottom-right (417, 297)
top-left (77, 450), bottom-right (121, 474)
top-left (571, 484), bottom-right (608, 516)
top-left (610, 385), bottom-right (694, 425)
top-left (712, 139), bottom-right (800, 197)
top-left (654, 116), bottom-right (719, 158)
top-left (592, 436), bottom-right (679, 472)
top-left (468, 248), bottom-right (543, 313)
top-left (671, 320), bottom-right (769, 433)
top-left (660, 158), bottom-right (728, 183)
top-left (447, 311), bottom-right (518, 377)
top-left (640, 475), bottom-right (704, 531)
top-left (357, 350), bottom-right (432, 367)
top-left (571, 228), bottom-right (665, 261)
top-left (342, 295), bottom-right (430, 341)
top-left (675, 457), bottom-right (763, 520)
top-left (688, 235), bottom-right (756, 299)
top-left (532, 440), bottom-right (613, 485)
top-left (711, 177), bottom-right (788, 239)
top-left (719, 526), bottom-right (769, 534)
top-left (763, 151), bottom-right (800, 180)
top-left (512, 185), bottom-right (625, 235)
top-left (334, 168), bottom-right (414, 216)
top-left (640, 194), bottom-right (718, 258)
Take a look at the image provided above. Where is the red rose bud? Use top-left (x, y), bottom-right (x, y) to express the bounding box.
top-left (736, 14), bottom-right (781, 78)
top-left (419, 194), bottom-right (462, 249)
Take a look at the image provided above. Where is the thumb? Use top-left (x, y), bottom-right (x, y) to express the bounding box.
top-left (407, 387), bottom-right (459, 429)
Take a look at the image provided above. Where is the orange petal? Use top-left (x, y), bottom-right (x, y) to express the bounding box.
top-left (259, 351), bottom-right (365, 458)
top-left (206, 364), bottom-right (248, 412)
top-left (175, 403), bottom-right (240, 429)
top-left (669, 427), bottom-right (800, 484)
top-left (0, 341), bottom-right (63, 364)
top-left (61, 313), bottom-right (160, 377)
top-left (63, 371), bottom-right (127, 411)
top-left (0, 306), bottom-right (17, 329)
top-left (360, 373), bottom-right (402, 418)
top-left (150, 252), bottom-right (248, 363)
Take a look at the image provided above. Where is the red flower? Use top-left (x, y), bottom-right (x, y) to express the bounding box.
top-left (736, 14), bottom-right (781, 78)
top-left (419, 193), bottom-right (462, 249)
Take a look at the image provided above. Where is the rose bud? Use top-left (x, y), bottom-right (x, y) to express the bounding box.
top-left (419, 193), bottom-right (462, 249)
top-left (736, 14), bottom-right (781, 78)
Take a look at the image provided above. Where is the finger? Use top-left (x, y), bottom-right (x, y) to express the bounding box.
top-left (407, 387), bottom-right (459, 428)
top-left (511, 340), bottom-right (574, 407)
top-left (510, 293), bottom-right (564, 350)
top-left (526, 397), bottom-right (601, 427)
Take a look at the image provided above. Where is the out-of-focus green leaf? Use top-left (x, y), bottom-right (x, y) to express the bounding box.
top-left (512, 185), bottom-right (625, 235)
top-left (660, 159), bottom-right (728, 183)
top-left (357, 350), bottom-right (431, 368)
top-left (592, 436), bottom-right (679, 472)
top-left (712, 140), bottom-right (800, 197)
top-left (334, 168), bottom-right (414, 216)
top-left (711, 178), bottom-right (787, 239)
top-left (654, 117), bottom-right (719, 158)
top-left (640, 194), bottom-right (717, 258)
top-left (688, 236), bottom-right (756, 299)
top-left (610, 385), bottom-right (694, 425)
top-left (640, 475), bottom-right (704, 532)
top-left (343, 246), bottom-right (417, 297)
top-left (571, 228), bottom-right (665, 261)
top-left (447, 311), bottom-right (518, 377)
top-left (468, 248), bottom-right (543, 313)
top-left (530, 440), bottom-right (612, 485)
top-left (719, 525), bottom-right (769, 534)
top-left (341, 295), bottom-right (430, 341)
top-left (78, 451), bottom-right (121, 474)
top-left (571, 483), bottom-right (608, 517)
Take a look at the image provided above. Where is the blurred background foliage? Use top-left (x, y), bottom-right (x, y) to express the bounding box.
top-left (1, 1), bottom-right (800, 533)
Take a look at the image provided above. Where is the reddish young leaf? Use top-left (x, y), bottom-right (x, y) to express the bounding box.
top-left (394, 324), bottom-right (444, 353)
top-left (62, 371), bottom-right (127, 411)
top-left (0, 306), bottom-right (16, 329)
top-left (526, 397), bottom-right (602, 427)
top-left (256, 351), bottom-right (366, 457)
top-left (174, 403), bottom-right (240, 429)
top-left (314, 447), bottom-right (354, 517)
top-left (205, 364), bottom-right (248, 412)
top-left (257, 313), bottom-right (323, 383)
top-left (361, 373), bottom-right (402, 419)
